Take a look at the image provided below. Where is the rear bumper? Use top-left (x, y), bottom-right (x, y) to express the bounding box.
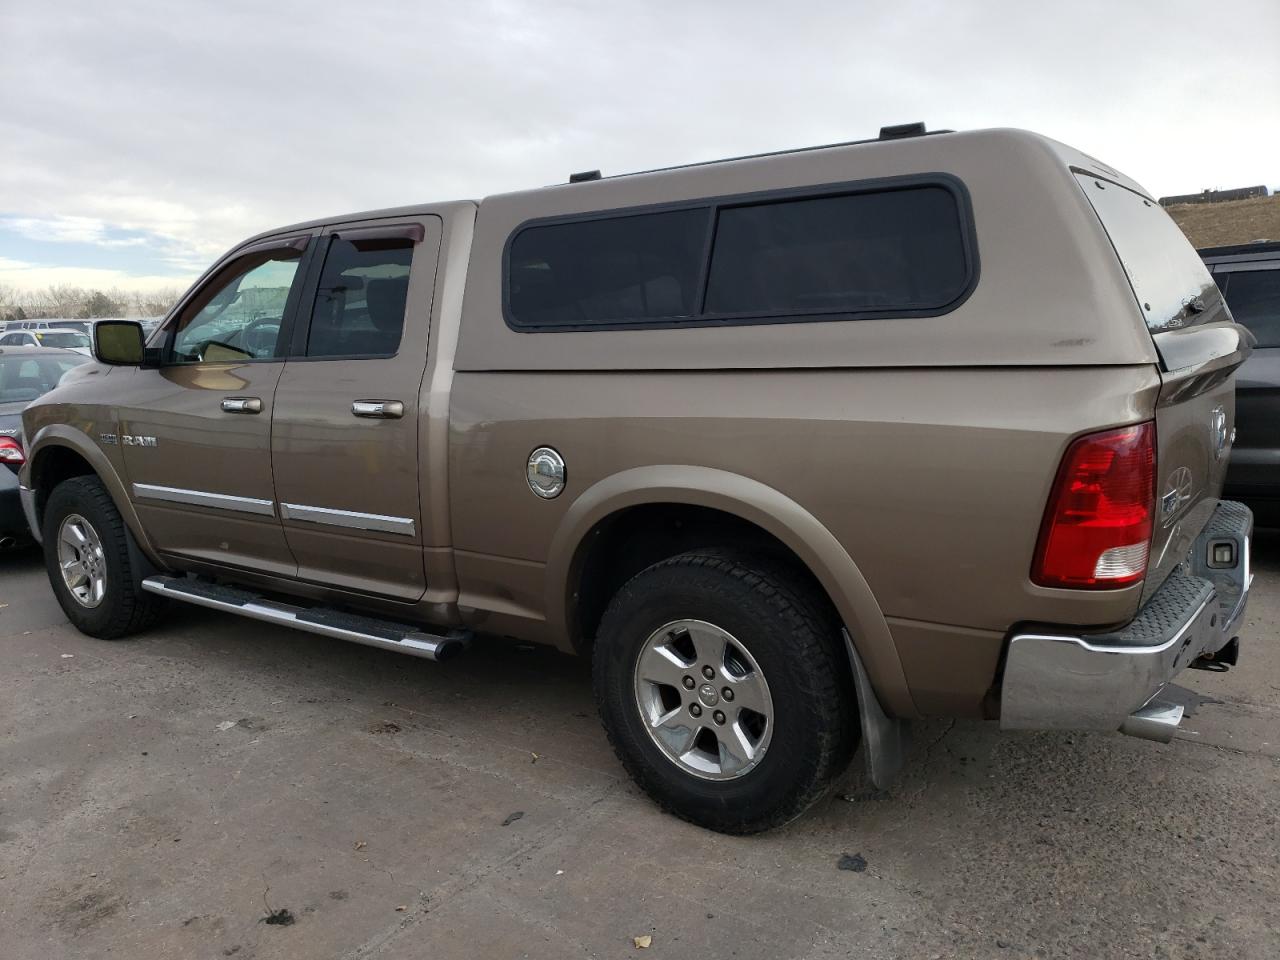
top-left (1001, 500), bottom-right (1252, 737)
top-left (19, 483), bottom-right (40, 544)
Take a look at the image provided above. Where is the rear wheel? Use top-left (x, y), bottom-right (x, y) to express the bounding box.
top-left (593, 551), bottom-right (858, 833)
top-left (41, 476), bottom-right (166, 639)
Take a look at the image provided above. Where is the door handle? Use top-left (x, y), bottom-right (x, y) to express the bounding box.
top-left (221, 397), bottom-right (262, 414)
top-left (352, 400), bottom-right (405, 420)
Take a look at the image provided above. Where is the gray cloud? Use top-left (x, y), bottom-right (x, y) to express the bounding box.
top-left (2, 0), bottom-right (1277, 286)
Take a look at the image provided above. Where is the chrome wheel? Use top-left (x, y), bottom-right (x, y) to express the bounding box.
top-left (632, 619), bottom-right (774, 780)
top-left (56, 513), bottom-right (107, 609)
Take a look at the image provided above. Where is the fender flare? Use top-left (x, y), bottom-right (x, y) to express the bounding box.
top-left (545, 465), bottom-right (919, 718)
top-left (25, 424), bottom-right (164, 565)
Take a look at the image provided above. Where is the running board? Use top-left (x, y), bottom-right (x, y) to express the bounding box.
top-left (141, 575), bottom-right (471, 661)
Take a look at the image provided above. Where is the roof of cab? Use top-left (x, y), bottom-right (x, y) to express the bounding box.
top-left (1200, 239), bottom-right (1280, 261)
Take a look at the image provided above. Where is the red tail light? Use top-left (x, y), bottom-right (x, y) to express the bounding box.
top-left (0, 436), bottom-right (24, 466)
top-left (1032, 422), bottom-right (1155, 589)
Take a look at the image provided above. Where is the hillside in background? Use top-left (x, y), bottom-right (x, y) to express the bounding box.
top-left (1165, 194), bottom-right (1280, 249)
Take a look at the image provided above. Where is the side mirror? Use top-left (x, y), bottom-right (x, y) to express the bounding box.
top-left (93, 320), bottom-right (146, 366)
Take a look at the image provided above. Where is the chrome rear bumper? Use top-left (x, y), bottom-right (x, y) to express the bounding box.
top-left (1001, 501), bottom-right (1252, 738)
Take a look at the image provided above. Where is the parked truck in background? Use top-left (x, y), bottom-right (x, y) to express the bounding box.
top-left (1202, 240), bottom-right (1280, 522)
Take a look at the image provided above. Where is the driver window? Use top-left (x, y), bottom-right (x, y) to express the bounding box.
top-left (169, 248), bottom-right (303, 363)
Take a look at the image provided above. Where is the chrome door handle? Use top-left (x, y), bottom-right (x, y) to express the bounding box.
top-left (352, 400), bottom-right (405, 419)
top-left (221, 397), bottom-right (262, 414)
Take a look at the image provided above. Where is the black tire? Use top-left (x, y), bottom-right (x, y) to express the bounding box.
top-left (593, 551), bottom-right (859, 834)
top-left (41, 475), bottom-right (166, 639)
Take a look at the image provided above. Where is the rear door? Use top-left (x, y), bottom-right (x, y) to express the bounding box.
top-left (1209, 260), bottom-right (1280, 500)
top-left (269, 216), bottom-right (442, 600)
top-left (1075, 174), bottom-right (1251, 596)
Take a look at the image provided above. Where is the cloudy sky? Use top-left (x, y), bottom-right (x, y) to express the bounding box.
top-left (2, 0), bottom-right (1277, 294)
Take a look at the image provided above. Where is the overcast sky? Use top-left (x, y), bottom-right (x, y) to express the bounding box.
top-left (2, 0), bottom-right (1277, 294)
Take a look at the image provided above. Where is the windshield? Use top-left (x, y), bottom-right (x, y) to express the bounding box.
top-left (35, 331), bottom-right (91, 349)
top-left (0, 355), bottom-right (89, 403)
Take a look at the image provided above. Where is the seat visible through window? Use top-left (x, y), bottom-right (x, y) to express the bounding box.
top-left (306, 236), bottom-right (414, 358)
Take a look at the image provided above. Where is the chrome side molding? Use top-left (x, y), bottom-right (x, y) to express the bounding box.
top-left (280, 502), bottom-right (415, 537)
top-left (130, 483), bottom-right (416, 535)
top-left (133, 482), bottom-right (275, 516)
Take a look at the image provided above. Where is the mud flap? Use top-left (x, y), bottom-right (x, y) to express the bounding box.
top-left (843, 628), bottom-right (910, 790)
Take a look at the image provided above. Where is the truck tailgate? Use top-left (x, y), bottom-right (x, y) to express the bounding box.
top-left (1074, 172), bottom-right (1252, 598)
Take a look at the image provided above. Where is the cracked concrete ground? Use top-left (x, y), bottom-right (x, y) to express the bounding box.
top-left (1, 535), bottom-right (1278, 960)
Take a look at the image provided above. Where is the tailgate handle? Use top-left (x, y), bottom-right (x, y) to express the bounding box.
top-left (352, 400), bottom-right (404, 420)
top-left (221, 397), bottom-right (262, 414)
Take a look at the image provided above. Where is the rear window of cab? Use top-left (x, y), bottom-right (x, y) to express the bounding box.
top-left (503, 176), bottom-right (977, 331)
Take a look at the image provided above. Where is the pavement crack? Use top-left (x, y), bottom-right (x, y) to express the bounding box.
top-left (922, 719), bottom-right (957, 760)
top-left (1175, 735), bottom-right (1280, 761)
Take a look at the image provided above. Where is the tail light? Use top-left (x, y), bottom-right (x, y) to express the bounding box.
top-left (1032, 422), bottom-right (1155, 589)
top-left (0, 436), bottom-right (24, 465)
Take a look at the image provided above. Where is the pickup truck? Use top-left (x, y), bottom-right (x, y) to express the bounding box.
top-left (19, 125), bottom-right (1254, 833)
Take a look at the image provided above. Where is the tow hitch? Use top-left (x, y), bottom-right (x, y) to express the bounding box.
top-left (1191, 636), bottom-right (1240, 673)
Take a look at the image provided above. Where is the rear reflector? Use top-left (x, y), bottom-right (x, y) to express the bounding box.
top-left (1032, 422), bottom-right (1155, 589)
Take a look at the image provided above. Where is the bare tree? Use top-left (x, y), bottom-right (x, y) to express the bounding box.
top-left (43, 285), bottom-right (86, 318)
top-left (0, 283), bottom-right (16, 320)
top-left (132, 286), bottom-right (183, 317)
top-left (0, 283), bottom-right (184, 321)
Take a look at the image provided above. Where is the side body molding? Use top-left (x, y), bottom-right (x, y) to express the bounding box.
top-left (544, 465), bottom-right (919, 719)
top-left (22, 423), bottom-right (167, 567)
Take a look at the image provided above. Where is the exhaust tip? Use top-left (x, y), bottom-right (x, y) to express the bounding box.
top-left (1119, 700), bottom-right (1184, 743)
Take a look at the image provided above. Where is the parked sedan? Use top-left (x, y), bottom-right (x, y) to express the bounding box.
top-left (0, 328), bottom-right (94, 356)
top-left (1202, 240), bottom-right (1280, 521)
top-left (0, 347), bottom-right (92, 546)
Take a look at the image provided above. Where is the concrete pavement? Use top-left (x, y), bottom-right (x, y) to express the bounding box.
top-left (1, 537), bottom-right (1277, 959)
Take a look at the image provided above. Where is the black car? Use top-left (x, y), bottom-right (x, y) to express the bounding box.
top-left (1202, 240), bottom-right (1280, 521)
top-left (0, 347), bottom-right (92, 546)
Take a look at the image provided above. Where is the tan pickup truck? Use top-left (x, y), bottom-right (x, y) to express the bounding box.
top-left (18, 125), bottom-right (1254, 833)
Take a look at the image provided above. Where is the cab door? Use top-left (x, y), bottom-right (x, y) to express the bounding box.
top-left (118, 233), bottom-right (317, 576)
top-left (269, 216), bottom-right (442, 600)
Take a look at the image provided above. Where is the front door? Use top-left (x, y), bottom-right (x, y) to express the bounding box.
top-left (270, 216), bottom-right (441, 600)
top-left (119, 233), bottom-right (316, 576)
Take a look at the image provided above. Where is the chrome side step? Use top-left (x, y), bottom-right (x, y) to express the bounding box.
top-left (141, 575), bottom-right (470, 661)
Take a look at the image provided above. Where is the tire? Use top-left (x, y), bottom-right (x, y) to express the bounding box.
top-left (593, 550), bottom-right (859, 834)
top-left (41, 475), bottom-right (166, 639)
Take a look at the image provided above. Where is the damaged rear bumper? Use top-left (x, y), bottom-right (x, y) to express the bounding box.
top-left (1000, 500), bottom-right (1252, 740)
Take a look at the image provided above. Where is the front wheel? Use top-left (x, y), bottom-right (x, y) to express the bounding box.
top-left (41, 476), bottom-right (166, 639)
top-left (593, 551), bottom-right (858, 833)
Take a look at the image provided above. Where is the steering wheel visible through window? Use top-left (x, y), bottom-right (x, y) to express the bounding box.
top-left (169, 247), bottom-right (303, 363)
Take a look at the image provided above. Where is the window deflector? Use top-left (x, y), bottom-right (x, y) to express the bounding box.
top-left (331, 224), bottom-right (426, 244)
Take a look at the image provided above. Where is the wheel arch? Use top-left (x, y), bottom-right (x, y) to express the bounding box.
top-left (24, 425), bottom-right (162, 564)
top-left (547, 465), bottom-right (918, 718)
